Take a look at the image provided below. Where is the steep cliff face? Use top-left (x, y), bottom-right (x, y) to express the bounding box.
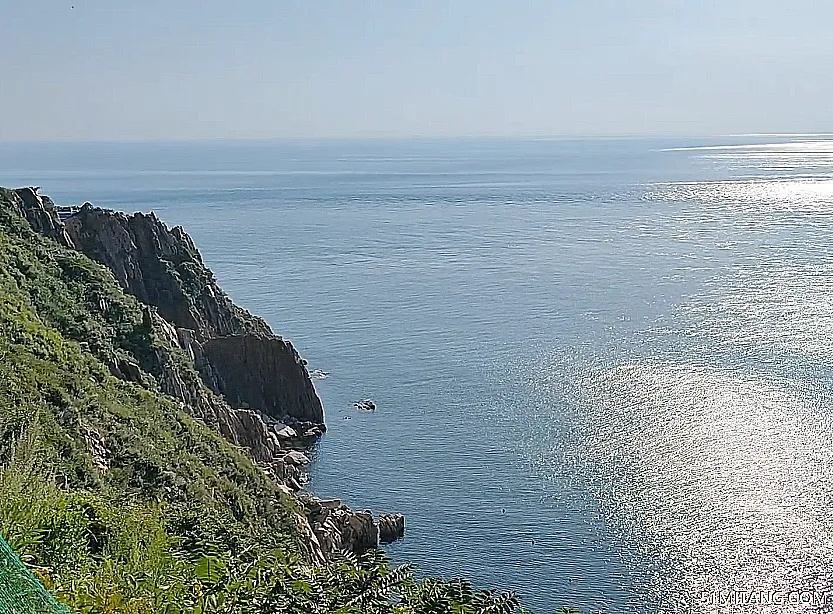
top-left (145, 309), bottom-right (284, 462)
top-left (5, 189), bottom-right (322, 481)
top-left (203, 334), bottom-right (324, 423)
top-left (0, 187), bottom-right (301, 483)
top-left (62, 204), bottom-right (323, 425)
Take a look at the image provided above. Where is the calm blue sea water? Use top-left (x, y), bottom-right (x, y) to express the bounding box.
top-left (4, 137), bottom-right (833, 613)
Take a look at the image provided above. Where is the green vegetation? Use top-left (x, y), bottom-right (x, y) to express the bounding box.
top-left (0, 189), bottom-right (527, 613)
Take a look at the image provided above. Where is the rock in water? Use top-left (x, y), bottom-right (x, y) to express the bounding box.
top-left (283, 450), bottom-right (310, 466)
top-left (303, 497), bottom-right (406, 555)
top-left (273, 424), bottom-right (298, 439)
top-left (378, 513), bottom-right (405, 543)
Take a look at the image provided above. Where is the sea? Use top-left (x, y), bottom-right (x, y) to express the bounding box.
top-left (3, 136), bottom-right (833, 613)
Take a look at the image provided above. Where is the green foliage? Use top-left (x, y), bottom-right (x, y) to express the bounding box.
top-left (0, 431), bottom-right (525, 614)
top-left (0, 189), bottom-right (529, 613)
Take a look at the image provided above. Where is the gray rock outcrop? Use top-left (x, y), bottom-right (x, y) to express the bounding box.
top-left (12, 187), bottom-right (75, 248)
top-left (202, 334), bottom-right (323, 423)
top-left (306, 499), bottom-right (378, 556)
top-left (61, 204), bottom-right (323, 425)
top-left (63, 205), bottom-right (269, 339)
top-left (302, 498), bottom-right (406, 556)
top-left (378, 513), bottom-right (406, 543)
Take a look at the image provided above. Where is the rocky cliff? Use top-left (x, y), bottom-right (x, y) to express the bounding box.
top-left (9, 187), bottom-right (321, 462)
top-left (60, 202), bottom-right (324, 426)
top-left (7, 187), bottom-right (403, 558)
top-left (203, 334), bottom-right (324, 424)
top-left (63, 204), bottom-right (270, 339)
top-left (12, 187), bottom-right (75, 248)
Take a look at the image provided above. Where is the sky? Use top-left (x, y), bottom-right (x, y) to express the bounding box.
top-left (2, 0), bottom-right (833, 141)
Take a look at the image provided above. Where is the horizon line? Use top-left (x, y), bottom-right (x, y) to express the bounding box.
top-left (4, 132), bottom-right (833, 146)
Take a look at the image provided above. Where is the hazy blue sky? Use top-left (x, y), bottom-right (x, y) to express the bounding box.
top-left (2, 0), bottom-right (833, 141)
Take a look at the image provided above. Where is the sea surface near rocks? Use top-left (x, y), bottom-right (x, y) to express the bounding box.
top-left (5, 137), bottom-right (833, 613)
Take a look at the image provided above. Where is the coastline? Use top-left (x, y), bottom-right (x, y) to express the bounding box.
top-left (0, 185), bottom-right (525, 613)
top-left (11, 186), bottom-right (407, 558)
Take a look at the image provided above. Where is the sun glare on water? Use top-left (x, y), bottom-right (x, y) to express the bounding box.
top-left (566, 138), bottom-right (833, 612)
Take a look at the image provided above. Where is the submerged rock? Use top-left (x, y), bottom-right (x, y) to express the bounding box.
top-left (354, 399), bottom-right (376, 411)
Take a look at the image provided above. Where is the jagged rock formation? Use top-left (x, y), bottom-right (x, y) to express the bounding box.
top-left (12, 187), bottom-right (74, 248)
top-left (60, 203), bottom-right (323, 425)
top-left (145, 307), bottom-right (289, 466)
top-left (378, 513), bottom-right (406, 543)
top-left (301, 499), bottom-right (407, 556)
top-left (294, 498), bottom-right (409, 559)
top-left (304, 498), bottom-right (380, 556)
top-left (63, 205), bottom-right (269, 339)
top-left (9, 190), bottom-right (321, 473)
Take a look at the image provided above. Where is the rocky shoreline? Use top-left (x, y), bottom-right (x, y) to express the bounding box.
top-left (10, 186), bottom-right (404, 559)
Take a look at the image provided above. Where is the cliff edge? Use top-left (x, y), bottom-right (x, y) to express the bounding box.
top-left (31, 196), bottom-right (324, 427)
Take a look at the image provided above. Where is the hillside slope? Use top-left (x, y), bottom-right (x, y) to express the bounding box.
top-left (0, 188), bottom-right (525, 613)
